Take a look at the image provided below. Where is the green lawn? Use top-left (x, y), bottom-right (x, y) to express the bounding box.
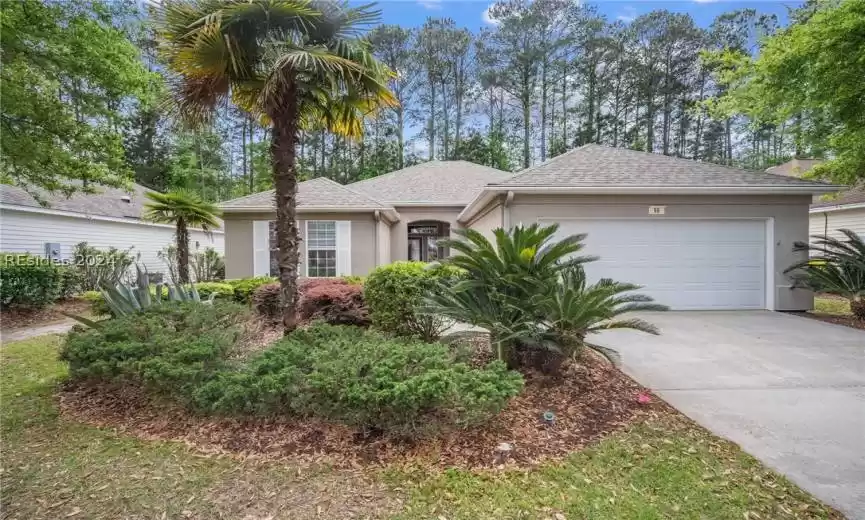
top-left (813, 296), bottom-right (852, 316)
top-left (1, 335), bottom-right (840, 519)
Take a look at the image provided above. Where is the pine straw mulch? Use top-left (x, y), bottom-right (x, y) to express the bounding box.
top-left (788, 311), bottom-right (865, 331)
top-left (58, 354), bottom-right (656, 470)
top-left (1, 298), bottom-right (91, 332)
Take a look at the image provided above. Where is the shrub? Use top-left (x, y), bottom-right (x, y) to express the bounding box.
top-left (57, 264), bottom-right (84, 299)
top-left (0, 254), bottom-right (62, 309)
top-left (299, 279), bottom-right (368, 326)
top-left (81, 290), bottom-right (110, 316)
top-left (194, 282), bottom-right (234, 299)
top-left (364, 261), bottom-right (462, 340)
top-left (61, 302), bottom-right (249, 398)
top-left (227, 276), bottom-right (277, 304)
top-left (192, 324), bottom-right (523, 437)
top-left (71, 242), bottom-right (136, 291)
top-left (252, 282), bottom-right (281, 323)
top-left (191, 247), bottom-right (225, 281)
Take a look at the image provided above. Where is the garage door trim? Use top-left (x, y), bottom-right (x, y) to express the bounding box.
top-left (534, 216), bottom-right (776, 311)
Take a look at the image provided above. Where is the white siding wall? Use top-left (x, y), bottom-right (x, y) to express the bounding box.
top-left (0, 209), bottom-right (224, 275)
top-left (809, 208), bottom-right (865, 241)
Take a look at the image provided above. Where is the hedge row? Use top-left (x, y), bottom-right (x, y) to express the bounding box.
top-left (0, 254), bottom-right (82, 309)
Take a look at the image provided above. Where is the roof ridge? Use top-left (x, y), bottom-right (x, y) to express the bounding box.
top-left (318, 176), bottom-right (392, 208)
top-left (490, 144), bottom-right (593, 185)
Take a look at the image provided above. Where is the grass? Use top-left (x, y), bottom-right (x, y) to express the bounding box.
top-left (1, 335), bottom-right (841, 519)
top-left (813, 296), bottom-right (852, 316)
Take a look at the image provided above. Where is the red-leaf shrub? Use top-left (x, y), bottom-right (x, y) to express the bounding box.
top-left (299, 279), bottom-right (368, 326)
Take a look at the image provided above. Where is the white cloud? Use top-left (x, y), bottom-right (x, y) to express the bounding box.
top-left (482, 4), bottom-right (499, 25)
top-left (616, 5), bottom-right (637, 22)
top-left (418, 0), bottom-right (442, 10)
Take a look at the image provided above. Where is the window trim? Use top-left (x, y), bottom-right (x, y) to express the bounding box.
top-left (305, 220), bottom-right (338, 278)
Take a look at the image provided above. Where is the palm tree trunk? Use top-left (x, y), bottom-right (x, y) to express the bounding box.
top-left (177, 218), bottom-right (190, 284)
top-left (270, 90), bottom-right (301, 335)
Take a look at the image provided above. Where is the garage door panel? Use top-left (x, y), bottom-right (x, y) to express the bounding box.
top-left (542, 219), bottom-right (766, 310)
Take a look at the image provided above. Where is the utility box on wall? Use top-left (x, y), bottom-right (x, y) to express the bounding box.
top-left (44, 242), bottom-right (61, 262)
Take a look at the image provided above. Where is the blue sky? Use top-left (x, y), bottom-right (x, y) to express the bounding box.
top-left (369, 0), bottom-right (800, 31)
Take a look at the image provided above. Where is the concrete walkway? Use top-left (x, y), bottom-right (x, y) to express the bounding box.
top-left (594, 311), bottom-right (865, 519)
top-left (0, 320), bottom-right (77, 343)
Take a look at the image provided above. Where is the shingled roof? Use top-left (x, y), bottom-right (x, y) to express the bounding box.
top-left (349, 161), bottom-right (512, 204)
top-left (220, 177), bottom-right (393, 211)
top-left (1, 182), bottom-right (153, 220)
top-left (492, 144), bottom-right (840, 188)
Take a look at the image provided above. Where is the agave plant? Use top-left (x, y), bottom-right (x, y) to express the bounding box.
top-left (65, 264), bottom-right (216, 328)
top-left (785, 229), bottom-right (865, 319)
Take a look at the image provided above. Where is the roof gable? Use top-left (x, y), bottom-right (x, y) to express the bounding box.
top-left (349, 161), bottom-right (512, 204)
top-left (494, 144), bottom-right (838, 188)
top-left (219, 177), bottom-right (392, 211)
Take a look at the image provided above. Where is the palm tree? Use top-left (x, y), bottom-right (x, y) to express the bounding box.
top-left (155, 0), bottom-right (396, 333)
top-left (785, 229), bottom-right (865, 319)
top-left (145, 190), bottom-right (221, 284)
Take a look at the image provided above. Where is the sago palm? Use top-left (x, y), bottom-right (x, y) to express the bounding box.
top-left (427, 224), bottom-right (596, 363)
top-left (539, 265), bottom-right (668, 368)
top-left (145, 190), bottom-right (221, 284)
top-left (154, 0), bottom-right (396, 332)
top-left (785, 229), bottom-right (865, 319)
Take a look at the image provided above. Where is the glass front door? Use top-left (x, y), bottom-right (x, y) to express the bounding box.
top-left (408, 236), bottom-right (440, 262)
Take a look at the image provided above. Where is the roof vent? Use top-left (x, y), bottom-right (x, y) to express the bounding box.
top-left (120, 195), bottom-right (131, 203)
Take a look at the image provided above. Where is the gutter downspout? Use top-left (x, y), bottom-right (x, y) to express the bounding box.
top-left (503, 191), bottom-right (515, 230)
top-left (374, 210), bottom-right (381, 266)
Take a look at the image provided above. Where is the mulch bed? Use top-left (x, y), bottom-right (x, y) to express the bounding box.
top-left (787, 311), bottom-right (865, 331)
top-left (0, 299), bottom-right (91, 332)
top-left (58, 354), bottom-right (656, 469)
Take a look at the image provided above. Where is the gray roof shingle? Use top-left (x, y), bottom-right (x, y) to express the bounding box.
top-left (348, 161), bottom-right (513, 204)
top-left (220, 177), bottom-right (392, 211)
top-left (811, 184), bottom-right (865, 208)
top-left (493, 144), bottom-right (839, 189)
top-left (1, 182), bottom-right (154, 220)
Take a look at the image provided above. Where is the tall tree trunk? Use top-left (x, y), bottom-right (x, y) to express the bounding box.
top-left (397, 105), bottom-right (405, 169)
top-left (561, 65), bottom-right (567, 147)
top-left (724, 117), bottom-right (733, 165)
top-left (270, 89), bottom-right (301, 335)
top-left (540, 59), bottom-right (548, 161)
top-left (176, 218), bottom-right (190, 284)
top-left (429, 82), bottom-right (436, 160)
top-left (248, 121), bottom-right (255, 192)
top-left (522, 82), bottom-right (531, 169)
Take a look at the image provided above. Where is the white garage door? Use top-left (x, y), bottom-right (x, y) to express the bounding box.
top-left (542, 219), bottom-right (767, 310)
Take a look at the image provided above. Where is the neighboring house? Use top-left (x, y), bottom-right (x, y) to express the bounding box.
top-left (219, 144), bottom-right (841, 311)
top-left (766, 159), bottom-right (865, 241)
top-left (0, 183), bottom-right (225, 274)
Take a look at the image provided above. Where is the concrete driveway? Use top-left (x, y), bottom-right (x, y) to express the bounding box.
top-left (593, 311), bottom-right (865, 519)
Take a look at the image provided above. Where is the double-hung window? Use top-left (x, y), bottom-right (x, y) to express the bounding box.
top-left (306, 220), bottom-right (337, 277)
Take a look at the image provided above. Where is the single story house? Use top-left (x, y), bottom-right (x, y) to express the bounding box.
top-left (766, 158), bottom-right (865, 241)
top-left (0, 183), bottom-right (225, 274)
top-left (219, 144), bottom-right (842, 311)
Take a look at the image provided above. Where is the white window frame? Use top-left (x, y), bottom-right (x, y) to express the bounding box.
top-left (305, 220), bottom-right (338, 278)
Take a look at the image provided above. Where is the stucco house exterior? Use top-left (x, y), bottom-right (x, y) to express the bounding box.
top-left (219, 144), bottom-right (842, 311)
top-left (766, 158), bottom-right (865, 241)
top-left (0, 183), bottom-right (225, 273)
